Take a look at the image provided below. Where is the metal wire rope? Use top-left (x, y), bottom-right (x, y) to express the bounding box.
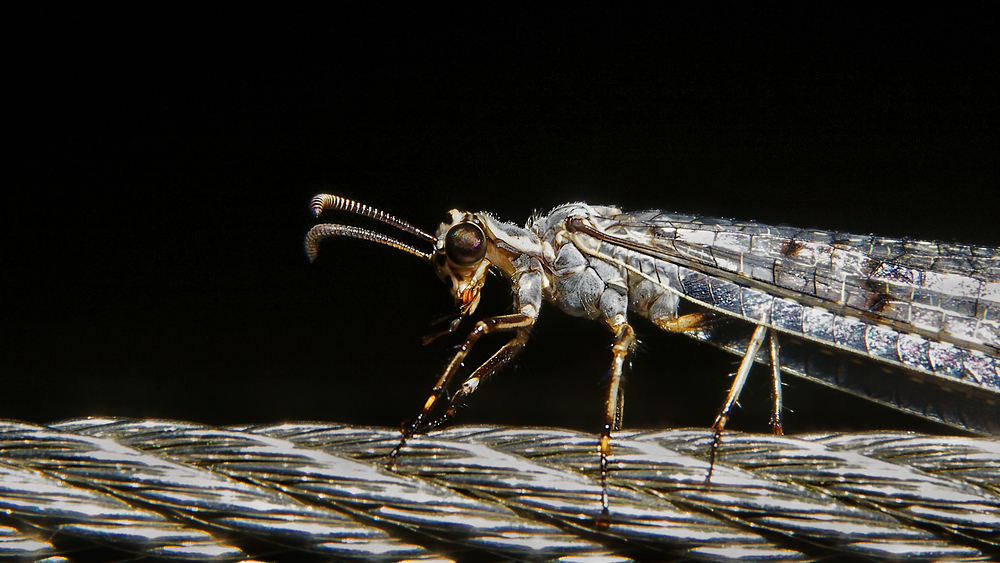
top-left (1, 419), bottom-right (998, 562)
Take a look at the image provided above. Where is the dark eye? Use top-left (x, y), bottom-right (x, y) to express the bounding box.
top-left (445, 223), bottom-right (486, 265)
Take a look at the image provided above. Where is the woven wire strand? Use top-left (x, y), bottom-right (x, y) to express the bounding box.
top-left (1, 419), bottom-right (998, 562)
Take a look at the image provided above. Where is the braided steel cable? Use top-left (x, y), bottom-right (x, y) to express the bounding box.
top-left (1, 420), bottom-right (998, 562)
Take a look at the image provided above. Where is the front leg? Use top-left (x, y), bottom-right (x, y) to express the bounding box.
top-left (388, 265), bottom-right (544, 466)
top-left (425, 320), bottom-right (532, 431)
top-left (388, 312), bottom-right (535, 465)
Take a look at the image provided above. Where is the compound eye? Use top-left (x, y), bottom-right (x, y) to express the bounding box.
top-left (445, 222), bottom-right (487, 266)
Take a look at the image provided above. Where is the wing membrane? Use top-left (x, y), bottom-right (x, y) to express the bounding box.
top-left (566, 211), bottom-right (1000, 420)
top-left (597, 211), bottom-right (1000, 352)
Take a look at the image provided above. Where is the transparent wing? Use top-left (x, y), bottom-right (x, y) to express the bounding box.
top-left (597, 210), bottom-right (1000, 352)
top-left (567, 210), bottom-right (1000, 435)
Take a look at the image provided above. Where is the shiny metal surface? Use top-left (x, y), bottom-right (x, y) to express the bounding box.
top-left (2, 419), bottom-right (998, 561)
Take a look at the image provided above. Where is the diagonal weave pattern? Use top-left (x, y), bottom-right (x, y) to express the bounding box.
top-left (0, 419), bottom-right (997, 562)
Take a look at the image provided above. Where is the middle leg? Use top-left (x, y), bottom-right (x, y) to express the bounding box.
top-left (598, 315), bottom-right (636, 525)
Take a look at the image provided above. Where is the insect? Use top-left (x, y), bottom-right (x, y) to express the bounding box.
top-left (305, 193), bottom-right (1000, 521)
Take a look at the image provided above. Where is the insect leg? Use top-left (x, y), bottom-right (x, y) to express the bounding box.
top-left (424, 326), bottom-right (532, 431)
top-left (654, 311), bottom-right (715, 332)
top-left (706, 322), bottom-right (769, 484)
top-left (387, 312), bottom-right (535, 465)
top-left (598, 317), bottom-right (636, 525)
top-left (769, 331), bottom-right (784, 435)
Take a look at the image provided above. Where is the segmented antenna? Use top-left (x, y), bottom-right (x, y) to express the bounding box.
top-left (304, 224), bottom-right (433, 263)
top-left (311, 194), bottom-right (435, 242)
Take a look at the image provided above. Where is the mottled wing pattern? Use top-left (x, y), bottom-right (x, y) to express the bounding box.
top-left (570, 210), bottom-right (1000, 411)
top-left (601, 212), bottom-right (1000, 353)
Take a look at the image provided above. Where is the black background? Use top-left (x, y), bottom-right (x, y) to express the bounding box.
top-left (7, 6), bottom-right (998, 435)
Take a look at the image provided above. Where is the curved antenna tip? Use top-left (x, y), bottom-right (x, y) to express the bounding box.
top-left (304, 223), bottom-right (433, 263)
top-left (309, 193), bottom-right (435, 242)
top-left (310, 194), bottom-right (332, 218)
